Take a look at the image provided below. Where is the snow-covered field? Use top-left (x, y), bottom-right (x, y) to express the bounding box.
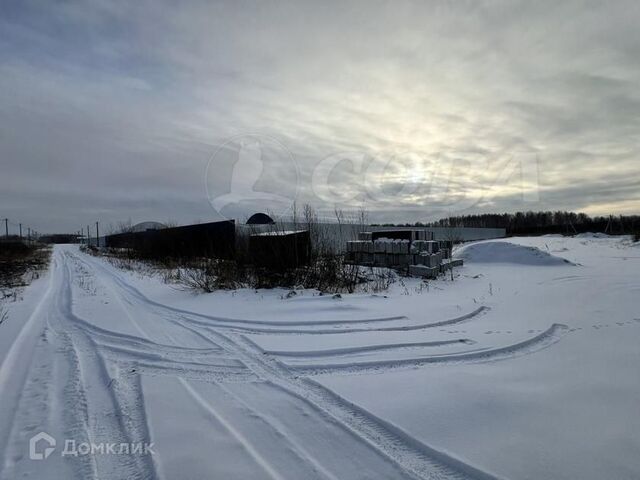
top-left (0, 236), bottom-right (638, 479)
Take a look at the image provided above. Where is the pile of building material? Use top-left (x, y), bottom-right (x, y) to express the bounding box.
top-left (370, 229), bottom-right (432, 242)
top-left (345, 229), bottom-right (462, 279)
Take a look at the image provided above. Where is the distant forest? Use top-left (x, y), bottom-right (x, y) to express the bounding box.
top-left (382, 211), bottom-right (640, 236)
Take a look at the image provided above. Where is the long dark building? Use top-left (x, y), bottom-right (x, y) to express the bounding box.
top-left (105, 220), bottom-right (235, 260)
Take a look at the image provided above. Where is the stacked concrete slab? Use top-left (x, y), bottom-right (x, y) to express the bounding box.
top-left (410, 240), bottom-right (439, 254)
top-left (409, 264), bottom-right (440, 278)
top-left (345, 229), bottom-right (462, 279)
top-left (371, 229), bottom-right (433, 242)
top-left (415, 251), bottom-right (443, 268)
top-left (439, 258), bottom-right (464, 273)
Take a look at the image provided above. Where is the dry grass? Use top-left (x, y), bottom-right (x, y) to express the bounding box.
top-left (0, 305), bottom-right (8, 326)
top-left (94, 246), bottom-right (394, 295)
top-left (0, 242), bottom-right (51, 289)
top-left (0, 302), bottom-right (9, 325)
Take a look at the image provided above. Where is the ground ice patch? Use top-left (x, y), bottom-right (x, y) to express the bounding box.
top-left (457, 241), bottom-right (575, 266)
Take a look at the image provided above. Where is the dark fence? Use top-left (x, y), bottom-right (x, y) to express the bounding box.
top-left (105, 220), bottom-right (236, 260)
top-left (40, 234), bottom-right (80, 244)
top-left (249, 230), bottom-right (310, 269)
top-left (0, 240), bottom-right (33, 255)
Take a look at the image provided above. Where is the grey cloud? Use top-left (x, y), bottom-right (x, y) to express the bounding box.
top-left (1, 0), bottom-right (639, 233)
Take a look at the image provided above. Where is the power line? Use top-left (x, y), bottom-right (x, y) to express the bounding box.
top-left (1, 217), bottom-right (44, 243)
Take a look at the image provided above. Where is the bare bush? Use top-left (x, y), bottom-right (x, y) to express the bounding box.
top-left (180, 259), bottom-right (243, 292)
top-left (359, 267), bottom-right (397, 294)
top-left (0, 243), bottom-right (51, 289)
top-left (0, 304), bottom-right (8, 326)
top-left (80, 245), bottom-right (100, 256)
top-left (174, 266), bottom-right (217, 293)
top-left (441, 215), bottom-right (464, 281)
top-left (296, 254), bottom-right (358, 293)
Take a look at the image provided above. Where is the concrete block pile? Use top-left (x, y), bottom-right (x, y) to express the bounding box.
top-left (415, 250), bottom-right (442, 268)
top-left (409, 264), bottom-right (440, 278)
top-left (345, 229), bottom-right (462, 278)
top-left (439, 258), bottom-right (464, 273)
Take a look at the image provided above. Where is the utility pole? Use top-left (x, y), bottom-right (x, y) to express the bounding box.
top-left (27, 228), bottom-right (31, 242)
top-left (96, 222), bottom-right (100, 248)
top-left (19, 223), bottom-right (22, 239)
top-left (4, 218), bottom-right (7, 239)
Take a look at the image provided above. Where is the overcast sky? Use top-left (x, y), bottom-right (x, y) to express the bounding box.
top-left (1, 0), bottom-right (639, 233)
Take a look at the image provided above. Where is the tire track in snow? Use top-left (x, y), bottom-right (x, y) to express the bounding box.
top-left (227, 333), bottom-right (504, 480)
top-left (72, 253), bottom-right (291, 479)
top-left (285, 324), bottom-right (570, 376)
top-left (74, 253), bottom-right (489, 335)
top-left (234, 306), bottom-right (489, 335)
top-left (0, 254), bottom-right (100, 480)
top-left (1, 250), bottom-right (158, 479)
top-left (63, 314), bottom-right (225, 358)
top-left (179, 379), bottom-right (286, 480)
top-left (56, 254), bottom-right (157, 479)
top-left (66, 253), bottom-right (251, 382)
top-left (213, 381), bottom-right (345, 480)
top-left (72, 253), bottom-right (502, 480)
top-left (253, 338), bottom-right (476, 358)
top-left (0, 257), bottom-right (57, 473)
top-left (72, 255), bottom-right (405, 327)
top-left (72, 250), bottom-right (507, 480)
top-left (155, 306), bottom-right (489, 336)
top-left (1, 335), bottom-right (57, 480)
top-left (298, 378), bottom-right (503, 480)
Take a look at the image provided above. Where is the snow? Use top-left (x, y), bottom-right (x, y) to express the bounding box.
top-left (456, 240), bottom-right (575, 265)
top-left (0, 237), bottom-right (638, 479)
top-left (251, 230), bottom-right (307, 236)
top-left (574, 232), bottom-right (612, 239)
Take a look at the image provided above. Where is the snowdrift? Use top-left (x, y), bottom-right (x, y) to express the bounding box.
top-left (456, 241), bottom-right (574, 266)
top-left (574, 232), bottom-right (611, 239)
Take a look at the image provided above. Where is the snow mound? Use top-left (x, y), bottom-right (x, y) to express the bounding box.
top-left (574, 232), bottom-right (610, 239)
top-left (457, 241), bottom-right (574, 266)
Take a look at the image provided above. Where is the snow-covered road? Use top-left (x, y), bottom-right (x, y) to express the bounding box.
top-left (0, 246), bottom-right (503, 479)
top-left (1, 238), bottom-right (638, 479)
